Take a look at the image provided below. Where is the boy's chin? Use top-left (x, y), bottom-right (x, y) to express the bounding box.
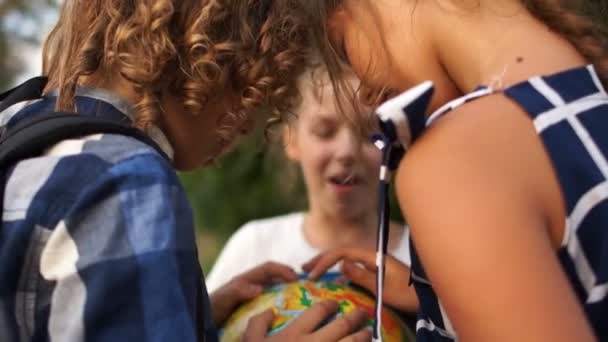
top-left (173, 154), bottom-right (209, 171)
top-left (173, 145), bottom-right (225, 171)
top-left (329, 201), bottom-right (367, 219)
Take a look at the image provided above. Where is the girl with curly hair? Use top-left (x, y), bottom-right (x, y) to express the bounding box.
top-left (302, 0), bottom-right (608, 341)
top-left (0, 0), bottom-right (371, 341)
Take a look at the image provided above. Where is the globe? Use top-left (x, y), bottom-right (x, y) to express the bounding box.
top-left (220, 279), bottom-right (415, 341)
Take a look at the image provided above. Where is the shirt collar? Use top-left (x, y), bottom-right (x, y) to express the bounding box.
top-left (49, 87), bottom-right (175, 161)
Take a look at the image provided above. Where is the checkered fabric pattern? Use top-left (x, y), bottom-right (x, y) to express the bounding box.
top-left (0, 92), bottom-right (216, 342)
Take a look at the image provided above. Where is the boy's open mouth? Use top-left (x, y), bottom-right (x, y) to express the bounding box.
top-left (328, 174), bottom-right (359, 186)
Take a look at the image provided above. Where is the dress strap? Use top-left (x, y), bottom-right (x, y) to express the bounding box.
top-left (426, 86), bottom-right (495, 127)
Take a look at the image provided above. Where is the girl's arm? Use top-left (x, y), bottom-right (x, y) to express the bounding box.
top-left (396, 95), bottom-right (596, 341)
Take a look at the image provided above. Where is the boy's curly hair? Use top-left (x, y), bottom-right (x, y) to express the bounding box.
top-left (43, 0), bottom-right (311, 144)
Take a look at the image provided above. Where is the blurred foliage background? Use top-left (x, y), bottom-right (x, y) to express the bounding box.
top-left (0, 0), bottom-right (606, 274)
top-left (180, 130), bottom-right (310, 272)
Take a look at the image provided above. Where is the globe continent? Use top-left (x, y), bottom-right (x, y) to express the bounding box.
top-left (221, 280), bottom-right (415, 342)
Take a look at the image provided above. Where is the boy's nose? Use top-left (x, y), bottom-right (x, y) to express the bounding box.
top-left (334, 130), bottom-right (360, 162)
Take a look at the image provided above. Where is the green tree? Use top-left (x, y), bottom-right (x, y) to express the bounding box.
top-left (180, 128), bottom-right (308, 270)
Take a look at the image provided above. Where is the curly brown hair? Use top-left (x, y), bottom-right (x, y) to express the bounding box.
top-left (303, 0), bottom-right (608, 113)
top-left (523, 0), bottom-right (608, 86)
top-left (43, 0), bottom-right (312, 144)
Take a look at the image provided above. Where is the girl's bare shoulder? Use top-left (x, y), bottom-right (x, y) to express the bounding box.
top-left (395, 92), bottom-right (559, 227)
top-left (393, 93), bottom-right (592, 341)
top-left (399, 94), bottom-right (546, 180)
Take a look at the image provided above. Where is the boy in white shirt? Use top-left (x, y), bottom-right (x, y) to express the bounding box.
top-left (207, 66), bottom-right (414, 312)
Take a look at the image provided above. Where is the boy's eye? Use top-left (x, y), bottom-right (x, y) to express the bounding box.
top-left (311, 123), bottom-right (336, 139)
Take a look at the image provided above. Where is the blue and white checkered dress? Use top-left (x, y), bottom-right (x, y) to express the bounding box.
top-left (409, 65), bottom-right (608, 341)
top-left (0, 89), bottom-right (217, 342)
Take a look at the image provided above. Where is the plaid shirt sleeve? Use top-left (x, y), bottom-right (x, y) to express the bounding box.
top-left (38, 153), bottom-right (215, 341)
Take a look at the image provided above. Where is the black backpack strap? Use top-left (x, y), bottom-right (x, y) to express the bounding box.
top-left (0, 113), bottom-right (171, 220)
top-left (0, 76), bottom-right (48, 113)
top-left (0, 77), bottom-right (171, 212)
top-left (0, 77), bottom-right (168, 162)
top-left (0, 112), bottom-right (170, 166)
top-left (0, 76), bottom-right (169, 164)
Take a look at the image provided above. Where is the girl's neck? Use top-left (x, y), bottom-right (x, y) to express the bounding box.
top-left (425, 2), bottom-right (587, 107)
top-left (303, 206), bottom-right (378, 251)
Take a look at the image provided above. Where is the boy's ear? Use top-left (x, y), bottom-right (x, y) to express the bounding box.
top-left (283, 126), bottom-right (300, 161)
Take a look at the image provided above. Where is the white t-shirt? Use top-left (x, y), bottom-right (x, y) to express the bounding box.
top-left (205, 212), bottom-right (411, 292)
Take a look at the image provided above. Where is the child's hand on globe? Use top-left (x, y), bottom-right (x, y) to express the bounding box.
top-left (243, 300), bottom-right (371, 342)
top-left (210, 261), bottom-right (299, 326)
top-left (303, 248), bottom-right (418, 312)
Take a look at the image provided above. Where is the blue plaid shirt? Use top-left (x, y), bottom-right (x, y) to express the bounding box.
top-left (0, 88), bottom-right (217, 341)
